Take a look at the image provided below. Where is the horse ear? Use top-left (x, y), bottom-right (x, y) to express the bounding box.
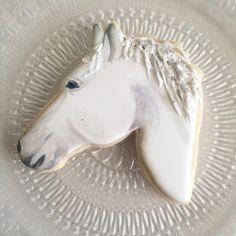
top-left (106, 22), bottom-right (124, 61)
top-left (92, 24), bottom-right (104, 48)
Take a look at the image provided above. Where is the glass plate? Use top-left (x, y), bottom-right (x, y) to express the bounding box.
top-left (0, 0), bottom-right (236, 235)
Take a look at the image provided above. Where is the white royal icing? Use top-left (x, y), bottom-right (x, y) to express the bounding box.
top-left (18, 23), bottom-right (203, 203)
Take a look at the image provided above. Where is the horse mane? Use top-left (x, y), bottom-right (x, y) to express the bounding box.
top-left (82, 23), bottom-right (203, 123)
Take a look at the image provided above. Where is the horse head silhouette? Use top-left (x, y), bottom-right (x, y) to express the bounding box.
top-left (18, 23), bottom-right (203, 203)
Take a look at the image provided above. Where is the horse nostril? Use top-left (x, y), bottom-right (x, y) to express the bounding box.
top-left (17, 140), bottom-right (21, 154)
top-left (31, 155), bottom-right (45, 169)
top-left (21, 156), bottom-right (32, 167)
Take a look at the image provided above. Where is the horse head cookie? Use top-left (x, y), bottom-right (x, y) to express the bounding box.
top-left (17, 23), bottom-right (203, 203)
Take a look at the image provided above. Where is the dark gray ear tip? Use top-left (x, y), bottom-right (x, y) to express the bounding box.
top-left (107, 22), bottom-right (120, 31)
top-left (93, 23), bottom-right (103, 33)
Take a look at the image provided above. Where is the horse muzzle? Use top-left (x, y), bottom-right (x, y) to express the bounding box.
top-left (17, 139), bottom-right (46, 169)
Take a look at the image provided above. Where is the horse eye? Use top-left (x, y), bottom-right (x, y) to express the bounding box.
top-left (66, 80), bottom-right (80, 89)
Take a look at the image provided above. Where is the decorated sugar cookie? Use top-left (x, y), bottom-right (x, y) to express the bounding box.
top-left (17, 23), bottom-right (203, 203)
